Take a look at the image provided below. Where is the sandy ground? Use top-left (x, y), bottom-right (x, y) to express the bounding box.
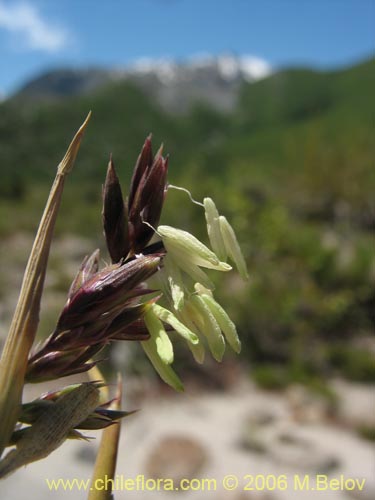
top-left (0, 378), bottom-right (374, 500)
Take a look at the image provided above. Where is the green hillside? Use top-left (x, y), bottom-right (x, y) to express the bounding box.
top-left (0, 59), bottom-right (373, 385)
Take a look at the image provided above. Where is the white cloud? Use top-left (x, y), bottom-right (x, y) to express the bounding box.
top-left (0, 1), bottom-right (68, 52)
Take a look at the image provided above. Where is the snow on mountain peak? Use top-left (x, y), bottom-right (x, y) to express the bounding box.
top-left (12, 53), bottom-right (273, 112)
top-left (216, 54), bottom-right (272, 81)
top-left (238, 55), bottom-right (272, 81)
top-left (129, 57), bottom-right (178, 84)
top-left (127, 53), bottom-right (272, 84)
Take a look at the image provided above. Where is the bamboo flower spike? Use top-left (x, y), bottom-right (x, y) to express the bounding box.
top-left (0, 127), bottom-right (247, 480)
top-left (0, 113), bottom-right (91, 458)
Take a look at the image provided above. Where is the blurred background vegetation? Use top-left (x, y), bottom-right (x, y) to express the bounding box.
top-left (0, 57), bottom-right (374, 389)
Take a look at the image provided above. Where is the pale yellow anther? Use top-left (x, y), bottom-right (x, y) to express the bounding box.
top-left (199, 292), bottom-right (241, 353)
top-left (152, 304), bottom-right (199, 345)
top-left (158, 225), bottom-right (231, 271)
top-left (141, 337), bottom-right (184, 392)
top-left (163, 254), bottom-right (185, 311)
top-left (144, 309), bottom-right (174, 364)
top-left (189, 295), bottom-right (225, 362)
top-left (219, 216), bottom-right (249, 280)
top-left (204, 197), bottom-right (227, 262)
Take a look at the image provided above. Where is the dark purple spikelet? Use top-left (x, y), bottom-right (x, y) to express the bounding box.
top-left (102, 137), bottom-right (168, 259)
top-left (127, 138), bottom-right (168, 254)
top-left (26, 344), bottom-right (103, 382)
top-left (68, 249), bottom-right (100, 299)
top-left (104, 303), bottom-right (152, 341)
top-left (56, 255), bottom-right (162, 333)
top-left (128, 134), bottom-right (153, 210)
top-left (26, 254), bottom-right (163, 381)
top-left (102, 157), bottom-right (129, 263)
top-left (26, 134), bottom-right (169, 384)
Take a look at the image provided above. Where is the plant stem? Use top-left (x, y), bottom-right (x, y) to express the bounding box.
top-left (88, 374), bottom-right (123, 500)
top-left (0, 113), bottom-right (91, 457)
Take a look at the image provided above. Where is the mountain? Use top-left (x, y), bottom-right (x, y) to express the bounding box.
top-left (1, 58), bottom-right (373, 190)
top-left (11, 54), bottom-right (272, 113)
top-left (0, 56), bottom-right (373, 228)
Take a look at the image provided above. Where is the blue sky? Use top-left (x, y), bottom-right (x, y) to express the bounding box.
top-left (0, 0), bottom-right (374, 96)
